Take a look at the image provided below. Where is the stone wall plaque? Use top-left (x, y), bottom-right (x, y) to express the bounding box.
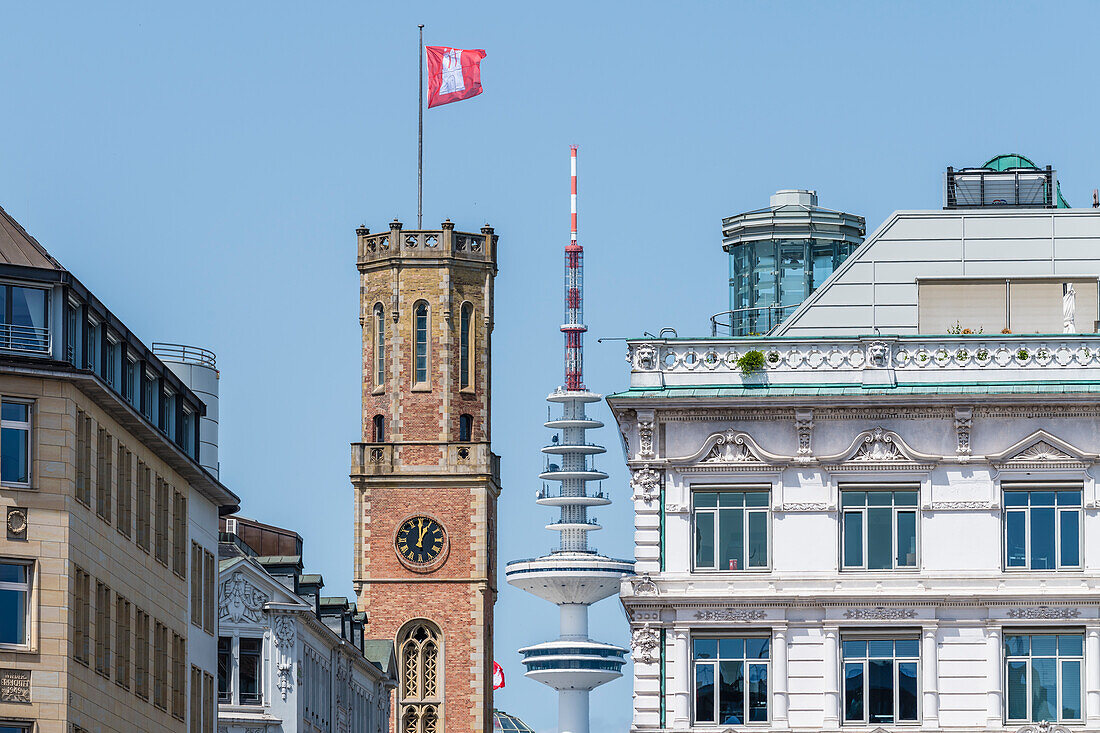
top-left (0, 668), bottom-right (30, 702)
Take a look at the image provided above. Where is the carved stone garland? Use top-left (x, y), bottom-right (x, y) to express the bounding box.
top-left (795, 409), bottom-right (814, 462)
top-left (273, 615), bottom-right (296, 701)
top-left (630, 623), bottom-right (661, 664)
top-left (630, 467), bottom-right (662, 505)
top-left (954, 407), bottom-right (972, 459)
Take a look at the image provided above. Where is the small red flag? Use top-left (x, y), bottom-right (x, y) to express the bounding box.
top-left (426, 46), bottom-right (487, 108)
top-left (493, 661), bottom-right (505, 689)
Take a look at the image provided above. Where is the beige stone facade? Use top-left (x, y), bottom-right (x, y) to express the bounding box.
top-left (352, 220), bottom-right (500, 733)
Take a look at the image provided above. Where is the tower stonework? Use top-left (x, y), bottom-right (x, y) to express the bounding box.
top-left (352, 219), bottom-right (500, 733)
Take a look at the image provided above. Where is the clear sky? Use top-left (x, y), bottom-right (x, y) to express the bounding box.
top-left (3, 2), bottom-right (1100, 731)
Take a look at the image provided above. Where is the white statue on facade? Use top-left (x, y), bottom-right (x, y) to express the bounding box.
top-left (1063, 283), bottom-right (1076, 333)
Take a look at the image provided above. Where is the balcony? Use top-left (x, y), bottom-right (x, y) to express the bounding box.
top-left (625, 333), bottom-right (1100, 391)
top-left (350, 441), bottom-right (500, 480)
top-left (0, 323), bottom-right (50, 355)
top-left (356, 220), bottom-right (496, 269)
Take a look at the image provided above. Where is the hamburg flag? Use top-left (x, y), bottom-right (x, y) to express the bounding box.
top-left (493, 661), bottom-right (505, 689)
top-left (426, 46), bottom-right (487, 108)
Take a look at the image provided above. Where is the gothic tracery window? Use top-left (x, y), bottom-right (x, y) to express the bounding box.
top-left (399, 621), bottom-right (442, 733)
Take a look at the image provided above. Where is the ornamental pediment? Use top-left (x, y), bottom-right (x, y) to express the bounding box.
top-left (988, 429), bottom-right (1095, 469)
top-left (217, 558), bottom-right (312, 626)
top-left (816, 428), bottom-right (938, 469)
top-left (670, 430), bottom-right (785, 468)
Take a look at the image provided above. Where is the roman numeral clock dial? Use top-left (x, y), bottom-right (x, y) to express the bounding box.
top-left (395, 515), bottom-right (448, 569)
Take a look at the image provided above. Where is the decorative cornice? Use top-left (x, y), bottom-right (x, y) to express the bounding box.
top-left (1007, 606), bottom-right (1081, 620)
top-left (694, 609), bottom-right (767, 622)
top-left (843, 607), bottom-right (917, 620)
top-left (928, 501), bottom-right (994, 511)
top-left (777, 502), bottom-right (831, 512)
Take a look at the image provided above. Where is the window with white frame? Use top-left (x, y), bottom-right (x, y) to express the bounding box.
top-left (86, 317), bottom-right (101, 373)
top-left (842, 636), bottom-right (919, 725)
top-left (413, 301), bottom-right (429, 386)
top-left (0, 401), bottom-right (31, 486)
top-left (693, 489), bottom-right (769, 571)
top-left (692, 636), bottom-right (769, 725)
top-left (1004, 486), bottom-right (1081, 570)
top-left (841, 487), bottom-right (918, 570)
top-left (1005, 632), bottom-right (1083, 723)
top-left (0, 561), bottom-right (32, 647)
top-left (374, 302), bottom-right (385, 388)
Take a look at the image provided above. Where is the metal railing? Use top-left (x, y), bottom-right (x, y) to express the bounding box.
top-left (710, 305), bottom-right (800, 337)
top-left (152, 342), bottom-right (217, 369)
top-left (945, 167), bottom-right (1055, 209)
top-left (0, 324), bottom-right (50, 355)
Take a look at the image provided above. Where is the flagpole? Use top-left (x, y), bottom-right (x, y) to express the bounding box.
top-left (418, 24), bottom-right (424, 229)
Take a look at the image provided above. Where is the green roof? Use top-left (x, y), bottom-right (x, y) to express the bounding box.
top-left (609, 380), bottom-right (1100, 400)
top-left (361, 639), bottom-right (396, 675)
top-left (256, 555), bottom-right (302, 566)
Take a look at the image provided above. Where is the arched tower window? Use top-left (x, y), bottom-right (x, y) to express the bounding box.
top-left (372, 414), bottom-right (385, 443)
top-left (413, 301), bottom-right (429, 386)
top-left (459, 303), bottom-right (473, 389)
top-left (459, 414), bottom-right (472, 442)
top-left (398, 621), bottom-right (442, 733)
top-left (374, 303), bottom-right (385, 388)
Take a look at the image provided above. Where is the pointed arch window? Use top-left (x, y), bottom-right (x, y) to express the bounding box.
top-left (374, 303), bottom-right (386, 388)
top-left (413, 302), bottom-right (429, 386)
top-left (399, 621), bottom-right (441, 733)
top-left (459, 414), bottom-right (473, 442)
top-left (372, 415), bottom-right (385, 443)
top-left (459, 303), bottom-right (473, 390)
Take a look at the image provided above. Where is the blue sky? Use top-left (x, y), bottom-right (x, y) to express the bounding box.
top-left (3, 2), bottom-right (1100, 731)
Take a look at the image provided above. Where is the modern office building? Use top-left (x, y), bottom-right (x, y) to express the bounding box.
top-left (0, 204), bottom-right (239, 732)
top-left (217, 516), bottom-right (396, 733)
top-left (714, 190), bottom-right (865, 337)
top-left (351, 219), bottom-right (501, 733)
top-left (609, 157), bottom-right (1100, 732)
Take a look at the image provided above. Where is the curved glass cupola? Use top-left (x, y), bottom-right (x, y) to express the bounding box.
top-left (717, 190), bottom-right (865, 336)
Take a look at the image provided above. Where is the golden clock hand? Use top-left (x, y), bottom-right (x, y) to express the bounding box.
top-left (417, 518), bottom-right (426, 547)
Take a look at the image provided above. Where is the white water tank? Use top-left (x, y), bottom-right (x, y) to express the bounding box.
top-left (153, 343), bottom-right (220, 479)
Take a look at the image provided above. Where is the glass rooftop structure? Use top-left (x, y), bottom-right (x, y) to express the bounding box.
top-left (714, 190), bottom-right (865, 336)
top-left (493, 710), bottom-right (536, 732)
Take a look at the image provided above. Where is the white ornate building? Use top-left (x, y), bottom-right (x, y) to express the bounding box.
top-left (609, 159), bottom-right (1100, 733)
top-left (217, 517), bottom-right (396, 733)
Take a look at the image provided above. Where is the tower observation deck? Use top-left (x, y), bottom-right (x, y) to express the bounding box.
top-left (505, 147), bottom-right (634, 733)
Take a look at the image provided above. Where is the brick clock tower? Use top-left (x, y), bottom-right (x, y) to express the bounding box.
top-left (352, 219), bottom-right (500, 733)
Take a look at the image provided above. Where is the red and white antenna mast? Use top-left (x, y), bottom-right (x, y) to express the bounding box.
top-left (563, 145), bottom-right (586, 391)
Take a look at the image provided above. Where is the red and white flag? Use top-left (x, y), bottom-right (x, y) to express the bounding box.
top-left (426, 46), bottom-right (487, 108)
top-left (492, 661), bottom-right (505, 690)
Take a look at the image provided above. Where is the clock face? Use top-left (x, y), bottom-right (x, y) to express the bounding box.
top-left (396, 516), bottom-right (447, 565)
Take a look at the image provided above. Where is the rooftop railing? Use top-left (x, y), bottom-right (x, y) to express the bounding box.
top-left (152, 342), bottom-right (217, 369)
top-left (626, 333), bottom-right (1100, 389)
top-left (0, 323), bottom-right (50, 355)
top-left (710, 306), bottom-right (800, 337)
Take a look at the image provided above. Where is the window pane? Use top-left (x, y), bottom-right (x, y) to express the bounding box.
top-left (898, 661), bottom-right (919, 721)
top-left (1004, 491), bottom-right (1029, 507)
top-left (693, 639), bottom-right (718, 660)
top-left (0, 564), bottom-right (25, 584)
top-left (843, 512), bottom-right (863, 567)
top-left (748, 663), bottom-right (768, 722)
top-left (718, 660), bottom-right (744, 724)
top-left (1031, 491), bottom-right (1056, 506)
top-left (844, 662), bottom-right (864, 721)
top-left (0, 427), bottom-right (28, 484)
top-left (896, 511), bottom-right (917, 567)
top-left (1057, 490), bottom-right (1082, 506)
top-left (867, 507), bottom-right (893, 570)
top-left (842, 640), bottom-right (866, 659)
top-left (217, 637), bottom-right (231, 701)
top-left (868, 659), bottom-right (894, 723)
top-left (695, 663), bottom-right (715, 722)
top-left (695, 493), bottom-right (717, 508)
top-left (239, 638), bottom-right (262, 704)
top-left (1030, 507), bottom-right (1056, 570)
top-left (10, 286), bottom-right (46, 331)
top-left (0, 587), bottom-right (25, 644)
top-left (1031, 635), bottom-right (1057, 656)
top-left (894, 490), bottom-right (919, 506)
top-left (895, 639), bottom-right (919, 658)
top-left (718, 508), bottom-right (743, 571)
top-left (717, 638), bottom-right (742, 659)
top-left (1062, 660), bottom-right (1082, 720)
top-left (842, 491), bottom-right (865, 507)
top-left (868, 639), bottom-right (894, 658)
top-left (746, 638), bottom-right (769, 660)
top-left (719, 492), bottom-right (744, 507)
top-left (695, 513), bottom-right (715, 569)
top-left (745, 492), bottom-right (769, 508)
top-left (1059, 511), bottom-right (1080, 567)
top-left (1058, 635), bottom-right (1083, 656)
top-left (1005, 635), bottom-right (1029, 656)
top-left (1006, 661), bottom-right (1028, 720)
top-left (1032, 657), bottom-right (1057, 722)
top-left (0, 404), bottom-right (27, 422)
top-left (747, 511), bottom-right (767, 568)
top-left (1006, 511), bottom-right (1027, 567)
top-left (867, 491), bottom-right (893, 506)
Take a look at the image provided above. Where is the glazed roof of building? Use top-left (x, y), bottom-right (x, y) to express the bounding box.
top-left (0, 204), bottom-right (63, 270)
top-left (492, 710), bottom-right (536, 732)
top-left (609, 380), bottom-right (1100, 400)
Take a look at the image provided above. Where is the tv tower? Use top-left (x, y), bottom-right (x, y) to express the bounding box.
top-left (505, 147), bottom-right (635, 733)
